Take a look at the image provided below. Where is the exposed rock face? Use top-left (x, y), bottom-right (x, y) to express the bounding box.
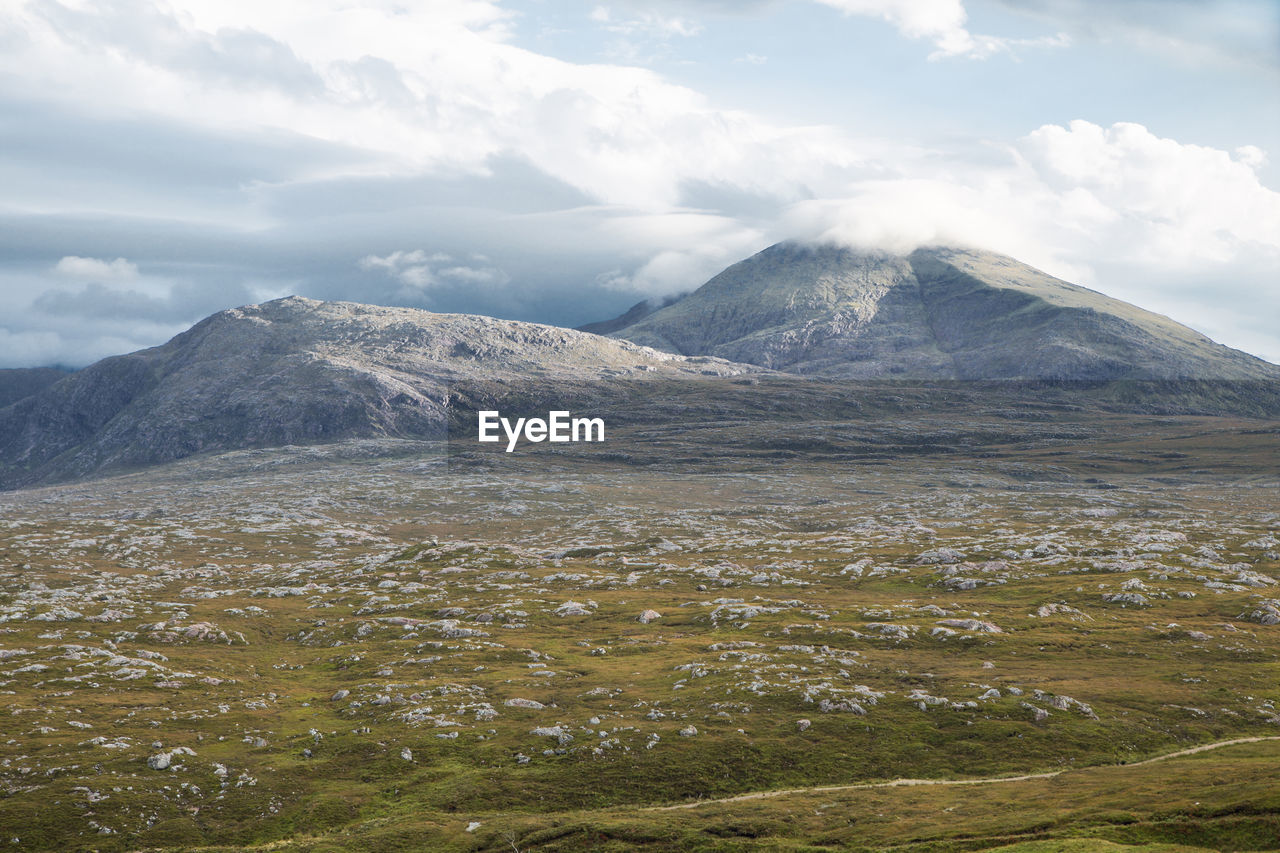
top-left (0, 296), bottom-right (754, 489)
top-left (603, 242), bottom-right (1280, 381)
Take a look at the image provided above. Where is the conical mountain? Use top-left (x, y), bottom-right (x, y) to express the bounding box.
top-left (603, 242), bottom-right (1280, 380)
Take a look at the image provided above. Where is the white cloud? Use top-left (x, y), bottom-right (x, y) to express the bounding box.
top-left (780, 120), bottom-right (1280, 361)
top-left (590, 6), bottom-right (703, 39)
top-left (785, 121), bottom-right (1280, 266)
top-left (53, 255), bottom-right (139, 280)
top-left (0, 327), bottom-right (66, 368)
top-left (1236, 145), bottom-right (1268, 170)
top-left (811, 0), bottom-right (1069, 59)
top-left (592, 212), bottom-right (766, 296)
top-left (359, 250), bottom-right (509, 300)
top-left (0, 0), bottom-right (861, 212)
top-left (1021, 120), bottom-right (1280, 264)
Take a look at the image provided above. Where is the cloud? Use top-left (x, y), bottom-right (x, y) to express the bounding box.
top-left (991, 0), bottom-right (1280, 73)
top-left (1, 265), bottom-right (266, 368)
top-left (1021, 120), bottom-right (1280, 264)
top-left (591, 213), bottom-right (767, 297)
top-left (788, 121), bottom-right (1280, 262)
top-left (0, 0), bottom-right (858, 210)
top-left (359, 250), bottom-right (510, 303)
top-left (33, 279), bottom-right (259, 322)
top-left (586, 5), bottom-right (705, 64)
top-left (589, 6), bottom-right (703, 39)
top-left (53, 255), bottom-right (139, 280)
top-left (0, 2), bottom-right (1275, 366)
top-left (0, 325), bottom-right (165, 369)
top-left (1236, 145), bottom-right (1268, 170)
top-left (30, 0), bottom-right (325, 95)
top-left (0, 327), bottom-right (67, 369)
top-left (2, 324), bottom-right (194, 368)
top-left (811, 0), bottom-right (1070, 59)
top-left (782, 120), bottom-right (1280, 361)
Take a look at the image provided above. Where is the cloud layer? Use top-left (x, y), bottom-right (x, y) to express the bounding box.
top-left (0, 0), bottom-right (1276, 366)
top-left (813, 0), bottom-right (1069, 59)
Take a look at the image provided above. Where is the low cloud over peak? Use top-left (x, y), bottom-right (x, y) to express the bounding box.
top-left (0, 1), bottom-right (1276, 366)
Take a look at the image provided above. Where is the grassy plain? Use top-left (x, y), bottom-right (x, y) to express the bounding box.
top-left (0, 389), bottom-right (1277, 851)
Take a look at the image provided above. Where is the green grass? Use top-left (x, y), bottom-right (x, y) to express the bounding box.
top-left (0, 415), bottom-right (1277, 851)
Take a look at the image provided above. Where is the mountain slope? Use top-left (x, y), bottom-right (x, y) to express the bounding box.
top-left (0, 296), bottom-right (754, 489)
top-left (604, 242), bottom-right (1280, 380)
top-left (576, 294), bottom-right (684, 336)
top-left (0, 367), bottom-right (74, 408)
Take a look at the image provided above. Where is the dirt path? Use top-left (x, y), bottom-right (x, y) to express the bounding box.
top-left (647, 735), bottom-right (1280, 811)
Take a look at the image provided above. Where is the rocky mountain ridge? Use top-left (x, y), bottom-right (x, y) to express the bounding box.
top-left (3, 243), bottom-right (1278, 491)
top-left (0, 296), bottom-right (755, 489)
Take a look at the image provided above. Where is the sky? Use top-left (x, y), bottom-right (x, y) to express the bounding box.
top-left (0, 0), bottom-right (1278, 368)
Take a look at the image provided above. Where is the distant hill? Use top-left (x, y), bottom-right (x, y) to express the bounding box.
top-left (597, 242), bottom-right (1280, 381)
top-left (576, 294), bottom-right (684, 336)
top-left (0, 297), bottom-right (755, 490)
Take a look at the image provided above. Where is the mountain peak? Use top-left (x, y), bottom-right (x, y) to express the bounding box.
top-left (600, 240), bottom-right (1278, 381)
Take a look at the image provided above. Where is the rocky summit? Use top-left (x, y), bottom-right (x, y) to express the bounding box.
top-left (601, 242), bottom-right (1280, 381)
top-left (0, 296), bottom-right (753, 489)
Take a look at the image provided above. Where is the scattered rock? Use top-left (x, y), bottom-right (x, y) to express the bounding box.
top-left (1021, 702), bottom-right (1050, 722)
top-left (818, 699), bottom-right (866, 715)
top-left (936, 618), bottom-right (1002, 633)
top-left (1103, 592), bottom-right (1150, 606)
top-left (917, 548), bottom-right (966, 565)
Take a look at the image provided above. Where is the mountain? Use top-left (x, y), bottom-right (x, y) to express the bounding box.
top-left (600, 242), bottom-right (1280, 381)
top-left (0, 296), bottom-right (754, 489)
top-left (576, 294), bottom-right (684, 336)
top-left (4, 246), bottom-right (1278, 491)
top-left (0, 367), bottom-right (74, 408)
